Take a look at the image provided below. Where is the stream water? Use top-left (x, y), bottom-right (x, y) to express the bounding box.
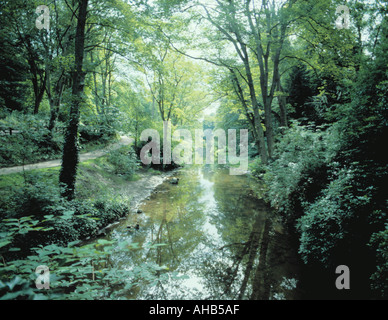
top-left (98, 166), bottom-right (304, 300)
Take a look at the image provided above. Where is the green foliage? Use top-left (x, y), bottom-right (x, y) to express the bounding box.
top-left (0, 0), bottom-right (386, 300)
top-left (369, 226), bottom-right (388, 299)
top-left (71, 201), bottom-right (99, 237)
top-left (248, 157), bottom-right (266, 179)
top-left (0, 276), bottom-right (45, 300)
top-left (1, 231), bottom-right (168, 300)
top-left (263, 122), bottom-right (339, 223)
top-left (4, 174), bottom-right (66, 219)
top-left (106, 145), bottom-right (139, 179)
top-left (0, 182), bottom-right (144, 300)
top-left (0, 112), bottom-right (63, 167)
top-left (79, 112), bottom-right (119, 145)
top-left (260, 19), bottom-right (388, 296)
top-left (286, 63), bottom-right (318, 122)
top-left (0, 32), bottom-right (28, 112)
top-left (0, 174), bottom-right (129, 250)
top-left (92, 199), bottom-right (129, 228)
top-left (297, 165), bottom-right (371, 266)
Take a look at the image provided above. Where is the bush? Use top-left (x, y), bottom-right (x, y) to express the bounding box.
top-left (248, 157), bottom-right (266, 179)
top-left (2, 174), bottom-right (67, 220)
top-left (296, 166), bottom-right (360, 266)
top-left (0, 112), bottom-right (63, 167)
top-left (79, 124), bottom-right (103, 143)
top-left (106, 145), bottom-right (139, 179)
top-left (368, 206), bottom-right (388, 299)
top-left (79, 112), bottom-right (119, 145)
top-left (40, 218), bottom-right (80, 247)
top-left (0, 233), bottom-right (167, 300)
top-left (369, 228), bottom-right (388, 299)
top-left (263, 122), bottom-right (339, 224)
top-left (92, 199), bottom-right (129, 228)
top-left (72, 215), bottom-right (99, 239)
top-left (70, 200), bottom-right (99, 238)
top-left (0, 176), bottom-right (129, 253)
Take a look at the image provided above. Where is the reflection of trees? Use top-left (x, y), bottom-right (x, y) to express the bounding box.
top-left (105, 166), bottom-right (281, 299)
top-left (250, 218), bottom-right (272, 300)
top-left (150, 174), bottom-right (206, 268)
top-left (116, 168), bottom-right (208, 298)
top-left (194, 214), bottom-right (265, 299)
top-left (197, 168), bottom-right (270, 299)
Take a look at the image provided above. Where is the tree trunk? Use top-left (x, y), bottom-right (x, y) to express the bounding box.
top-left (31, 68), bottom-right (46, 115)
top-left (243, 55), bottom-right (268, 165)
top-left (59, 0), bottom-right (89, 200)
top-left (25, 38), bottom-right (46, 115)
top-left (48, 82), bottom-right (65, 133)
top-left (46, 68), bottom-right (66, 133)
top-left (277, 83), bottom-right (288, 129)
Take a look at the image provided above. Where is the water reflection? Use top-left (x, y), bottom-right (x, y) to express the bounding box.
top-left (103, 165), bottom-right (302, 300)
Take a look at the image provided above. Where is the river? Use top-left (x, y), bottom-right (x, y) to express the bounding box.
top-left (95, 165), bottom-right (304, 300)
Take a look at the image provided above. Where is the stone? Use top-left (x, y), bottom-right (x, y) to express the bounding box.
top-left (170, 178), bottom-right (180, 185)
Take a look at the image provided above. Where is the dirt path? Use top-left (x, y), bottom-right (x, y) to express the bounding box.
top-left (0, 136), bottom-right (133, 176)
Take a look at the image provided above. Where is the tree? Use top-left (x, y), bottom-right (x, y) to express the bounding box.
top-left (286, 63), bottom-right (317, 121)
top-left (142, 49), bottom-right (208, 125)
top-left (3, 0), bottom-right (47, 114)
top-left (168, 0), bottom-right (301, 163)
top-left (59, 0), bottom-right (89, 200)
top-left (0, 22), bottom-right (28, 112)
top-left (43, 0), bottom-right (77, 134)
top-left (183, 0), bottom-right (269, 164)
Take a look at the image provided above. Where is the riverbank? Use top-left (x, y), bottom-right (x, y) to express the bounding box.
top-left (0, 150), bottom-right (177, 258)
top-left (78, 163), bottom-right (177, 238)
top-left (85, 165), bottom-right (304, 300)
top-left (0, 160), bottom-right (306, 300)
top-left (0, 136), bottom-right (133, 175)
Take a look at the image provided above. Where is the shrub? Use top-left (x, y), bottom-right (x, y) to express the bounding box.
top-left (0, 112), bottom-right (63, 167)
top-left (106, 145), bottom-right (139, 179)
top-left (71, 215), bottom-right (99, 239)
top-left (0, 176), bottom-right (129, 253)
top-left (40, 218), bottom-right (80, 247)
top-left (3, 174), bottom-right (67, 220)
top-left (0, 226), bottom-right (166, 300)
top-left (70, 199), bottom-right (100, 238)
top-left (248, 157), bottom-right (266, 179)
top-left (297, 163), bottom-right (376, 264)
top-left (368, 206), bottom-right (388, 299)
top-left (263, 122), bottom-right (339, 224)
top-left (92, 199), bottom-right (129, 228)
top-left (369, 228), bottom-right (388, 299)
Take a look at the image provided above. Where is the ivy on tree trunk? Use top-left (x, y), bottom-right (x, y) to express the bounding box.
top-left (59, 0), bottom-right (89, 200)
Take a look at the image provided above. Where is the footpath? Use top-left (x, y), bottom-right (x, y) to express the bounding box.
top-left (0, 136), bottom-right (133, 176)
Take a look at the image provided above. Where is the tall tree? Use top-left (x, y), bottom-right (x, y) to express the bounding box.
top-left (0, 19), bottom-right (28, 112)
top-left (244, 0), bottom-right (293, 158)
top-left (59, 0), bottom-right (89, 200)
top-left (169, 0), bottom-right (299, 163)
top-left (43, 0), bottom-right (77, 134)
top-left (187, 0), bottom-right (269, 164)
top-left (5, 0), bottom-right (47, 114)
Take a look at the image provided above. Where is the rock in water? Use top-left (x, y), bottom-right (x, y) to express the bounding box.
top-left (170, 178), bottom-right (179, 185)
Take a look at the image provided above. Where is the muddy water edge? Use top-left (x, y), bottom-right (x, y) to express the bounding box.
top-left (90, 165), bottom-right (305, 300)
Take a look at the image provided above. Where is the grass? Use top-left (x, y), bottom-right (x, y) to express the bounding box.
top-left (76, 156), bottom-right (131, 200)
top-left (0, 167), bottom-right (59, 192)
top-left (0, 134), bottom-right (119, 168)
top-left (0, 151), bottom-right (141, 204)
